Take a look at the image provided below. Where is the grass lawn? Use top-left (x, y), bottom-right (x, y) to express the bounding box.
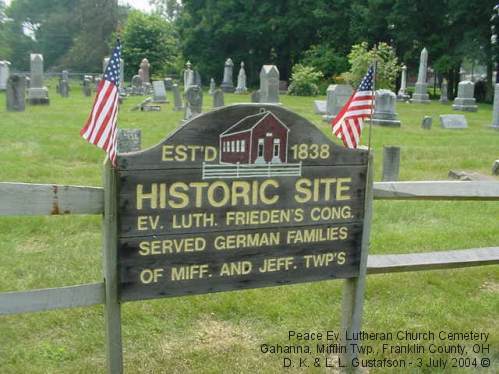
top-left (0, 81), bottom-right (498, 373)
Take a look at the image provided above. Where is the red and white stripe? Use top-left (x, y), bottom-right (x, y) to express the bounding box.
top-left (80, 80), bottom-right (119, 165)
top-left (331, 91), bottom-right (373, 149)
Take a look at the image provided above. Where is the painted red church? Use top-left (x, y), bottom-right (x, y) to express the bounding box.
top-left (219, 111), bottom-right (290, 164)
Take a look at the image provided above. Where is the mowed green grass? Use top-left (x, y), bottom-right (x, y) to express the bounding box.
top-left (0, 80), bottom-right (498, 373)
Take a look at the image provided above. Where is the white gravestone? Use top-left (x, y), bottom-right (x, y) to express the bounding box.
top-left (397, 65), bottom-right (410, 101)
top-left (314, 100), bottom-right (327, 115)
top-left (491, 84), bottom-right (499, 130)
top-left (27, 54), bottom-right (49, 105)
top-left (235, 61), bottom-right (248, 93)
top-left (172, 83), bottom-right (184, 111)
top-left (371, 90), bottom-right (401, 127)
top-left (183, 61), bottom-right (195, 92)
top-left (209, 78), bottom-right (216, 95)
top-left (259, 65), bottom-right (280, 104)
top-left (322, 84), bottom-right (353, 121)
top-left (452, 80), bottom-right (477, 112)
top-left (412, 48), bottom-right (430, 103)
top-left (152, 80), bottom-right (168, 103)
top-left (440, 114), bottom-right (468, 129)
top-left (0, 60), bottom-right (11, 90)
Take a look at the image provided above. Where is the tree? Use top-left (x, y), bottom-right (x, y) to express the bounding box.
top-left (177, 0), bottom-right (359, 85)
top-left (63, 0), bottom-right (119, 71)
top-left (150, 0), bottom-right (182, 22)
top-left (342, 42), bottom-right (400, 90)
top-left (121, 11), bottom-right (179, 79)
top-left (4, 0), bottom-right (122, 71)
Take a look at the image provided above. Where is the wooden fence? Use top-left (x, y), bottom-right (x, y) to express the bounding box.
top-left (1, 178), bottom-right (498, 370)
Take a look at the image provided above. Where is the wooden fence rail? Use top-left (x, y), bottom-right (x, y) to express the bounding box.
top-left (1, 180), bottom-right (497, 218)
top-left (1, 247), bottom-right (498, 316)
top-left (0, 183), bottom-right (498, 320)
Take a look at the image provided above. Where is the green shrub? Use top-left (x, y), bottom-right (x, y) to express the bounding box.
top-left (341, 42), bottom-right (400, 90)
top-left (288, 64), bottom-right (324, 96)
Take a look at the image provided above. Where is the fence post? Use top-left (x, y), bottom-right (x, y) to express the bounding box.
top-left (340, 151), bottom-right (374, 370)
top-left (103, 158), bottom-right (123, 374)
top-left (382, 146), bottom-right (400, 182)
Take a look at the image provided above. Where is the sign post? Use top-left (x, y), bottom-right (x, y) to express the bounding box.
top-left (103, 159), bottom-right (123, 374)
top-left (341, 151), bottom-right (374, 368)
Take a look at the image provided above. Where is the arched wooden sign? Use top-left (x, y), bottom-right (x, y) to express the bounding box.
top-left (117, 104), bottom-right (369, 301)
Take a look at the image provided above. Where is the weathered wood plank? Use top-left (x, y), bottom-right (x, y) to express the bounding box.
top-left (373, 181), bottom-right (499, 200)
top-left (0, 283), bottom-right (104, 315)
top-left (102, 159), bottom-right (124, 374)
top-left (341, 151), bottom-right (374, 366)
top-left (367, 247), bottom-right (499, 274)
top-left (0, 182), bottom-right (104, 216)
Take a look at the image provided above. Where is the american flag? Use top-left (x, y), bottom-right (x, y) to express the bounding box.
top-left (331, 66), bottom-right (374, 149)
top-left (80, 41), bottom-right (121, 166)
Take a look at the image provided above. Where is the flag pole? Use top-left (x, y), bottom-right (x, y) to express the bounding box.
top-left (367, 47), bottom-right (377, 152)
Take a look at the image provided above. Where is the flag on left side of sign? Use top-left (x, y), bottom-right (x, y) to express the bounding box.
top-left (80, 41), bottom-right (121, 166)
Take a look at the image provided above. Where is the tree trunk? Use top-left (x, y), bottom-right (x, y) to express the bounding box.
top-left (486, 58), bottom-right (493, 103)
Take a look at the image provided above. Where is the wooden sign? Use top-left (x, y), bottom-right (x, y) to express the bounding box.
top-left (117, 104), bottom-right (368, 301)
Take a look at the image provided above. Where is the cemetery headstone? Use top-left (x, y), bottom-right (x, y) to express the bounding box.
top-left (452, 80), bottom-right (477, 112)
top-left (397, 65), bottom-right (410, 101)
top-left (152, 80), bottom-right (168, 103)
top-left (184, 85), bottom-right (203, 120)
top-left (259, 65), bottom-right (280, 103)
top-left (139, 58), bottom-right (151, 83)
top-left (492, 160), bottom-right (499, 175)
top-left (163, 78), bottom-right (173, 91)
top-left (0, 60), bottom-right (11, 90)
top-left (382, 146), bottom-right (400, 181)
top-left (251, 90), bottom-right (260, 103)
top-left (371, 90), bottom-right (401, 127)
top-left (322, 84), bottom-right (354, 121)
top-left (220, 58), bottom-right (235, 93)
top-left (209, 78), bottom-right (216, 95)
top-left (117, 129), bottom-right (142, 153)
top-left (183, 61), bottom-right (195, 92)
top-left (27, 53), bottom-right (49, 105)
top-left (172, 83), bottom-right (184, 111)
top-left (313, 100), bottom-right (327, 115)
top-left (235, 61), bottom-right (248, 94)
top-left (131, 75), bottom-right (143, 95)
top-left (421, 116), bottom-right (432, 129)
top-left (83, 77), bottom-right (92, 97)
top-left (491, 84), bottom-right (499, 130)
top-left (213, 89), bottom-right (224, 108)
top-left (412, 48), bottom-right (430, 103)
top-left (440, 114), bottom-right (468, 129)
top-left (439, 79), bottom-right (449, 103)
top-left (6, 74), bottom-right (25, 112)
top-left (142, 104), bottom-right (161, 112)
top-left (59, 79), bottom-right (69, 97)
